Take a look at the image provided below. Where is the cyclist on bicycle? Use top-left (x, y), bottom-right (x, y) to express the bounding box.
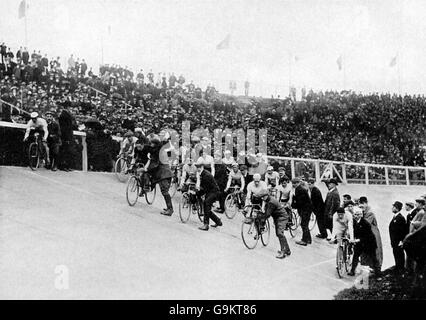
top-left (244, 173), bottom-right (268, 209)
top-left (258, 189), bottom-right (292, 259)
top-left (179, 157), bottom-right (197, 192)
top-left (276, 175), bottom-right (294, 225)
top-left (224, 162), bottom-right (245, 209)
top-left (120, 130), bottom-right (138, 157)
top-left (23, 112), bottom-right (50, 167)
top-left (329, 206), bottom-right (354, 245)
top-left (264, 165), bottom-right (279, 197)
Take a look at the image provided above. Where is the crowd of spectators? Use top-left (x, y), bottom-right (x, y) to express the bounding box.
top-left (1, 40), bottom-right (425, 171)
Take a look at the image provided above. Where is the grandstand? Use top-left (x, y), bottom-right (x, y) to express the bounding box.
top-left (1, 0), bottom-right (426, 301)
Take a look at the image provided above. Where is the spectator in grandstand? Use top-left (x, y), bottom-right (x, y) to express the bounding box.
top-left (322, 178), bottom-right (340, 240)
top-left (292, 177), bottom-right (313, 246)
top-left (358, 196), bottom-right (383, 272)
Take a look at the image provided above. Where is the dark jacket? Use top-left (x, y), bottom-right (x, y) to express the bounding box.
top-left (324, 188), bottom-right (340, 218)
top-left (58, 109), bottom-right (74, 142)
top-left (354, 217), bottom-right (377, 253)
top-left (389, 212), bottom-right (408, 248)
top-left (292, 185), bottom-right (313, 212)
top-left (47, 121), bottom-right (61, 144)
top-left (199, 169), bottom-right (219, 195)
top-left (146, 140), bottom-right (173, 183)
top-left (265, 197), bottom-right (289, 220)
top-left (214, 163), bottom-right (228, 191)
top-left (310, 186), bottom-right (325, 215)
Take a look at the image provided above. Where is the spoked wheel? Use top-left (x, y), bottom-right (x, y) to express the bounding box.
top-left (196, 200), bottom-right (204, 223)
top-left (126, 176), bottom-right (140, 206)
top-left (224, 193), bottom-right (238, 219)
top-left (336, 245), bottom-right (345, 278)
top-left (145, 183), bottom-right (156, 205)
top-left (178, 193), bottom-right (191, 223)
top-left (241, 219), bottom-right (259, 249)
top-left (28, 143), bottom-right (40, 171)
top-left (290, 210), bottom-right (299, 230)
top-left (309, 213), bottom-right (317, 231)
top-left (114, 157), bottom-right (129, 182)
top-left (345, 243), bottom-right (354, 273)
top-left (260, 219), bottom-right (270, 246)
top-left (169, 176), bottom-right (178, 198)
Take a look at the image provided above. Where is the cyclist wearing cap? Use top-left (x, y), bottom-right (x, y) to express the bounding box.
top-left (264, 165), bottom-right (279, 188)
top-left (179, 157), bottom-right (197, 192)
top-left (224, 163), bottom-right (245, 193)
top-left (245, 173), bottom-right (268, 208)
top-left (120, 130), bottom-right (138, 157)
top-left (259, 190), bottom-right (292, 259)
top-left (23, 112), bottom-right (49, 167)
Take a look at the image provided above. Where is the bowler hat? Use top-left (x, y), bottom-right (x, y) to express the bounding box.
top-left (393, 201), bottom-right (403, 211)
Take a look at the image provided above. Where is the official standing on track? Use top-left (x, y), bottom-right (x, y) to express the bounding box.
top-left (195, 158), bottom-right (223, 231)
top-left (259, 190), bottom-right (292, 259)
top-left (323, 178), bottom-right (341, 240)
top-left (292, 177), bottom-right (313, 246)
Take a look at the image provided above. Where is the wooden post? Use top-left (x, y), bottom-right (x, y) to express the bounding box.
top-left (385, 167), bottom-right (389, 185)
top-left (342, 163), bottom-right (347, 184)
top-left (406, 168), bottom-right (410, 186)
top-left (82, 135), bottom-right (88, 172)
top-left (315, 161), bottom-right (320, 183)
top-left (290, 160), bottom-right (295, 179)
top-left (365, 165), bottom-right (369, 185)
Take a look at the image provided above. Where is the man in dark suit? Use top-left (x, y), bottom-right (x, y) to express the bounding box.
top-left (323, 178), bottom-right (340, 240)
top-left (308, 178), bottom-right (326, 238)
top-left (349, 207), bottom-right (379, 276)
top-left (196, 159), bottom-right (222, 231)
top-left (389, 201), bottom-right (408, 274)
top-left (292, 177), bottom-right (313, 246)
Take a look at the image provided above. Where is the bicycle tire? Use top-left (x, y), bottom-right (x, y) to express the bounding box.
top-left (196, 200), bottom-right (204, 223)
top-left (336, 245), bottom-right (345, 278)
top-left (241, 219), bottom-right (259, 249)
top-left (344, 242), bottom-right (353, 273)
top-left (145, 183), bottom-right (156, 205)
top-left (169, 177), bottom-right (178, 198)
top-left (224, 193), bottom-right (238, 219)
top-left (309, 213), bottom-right (317, 231)
top-left (260, 219), bottom-right (271, 246)
top-left (126, 176), bottom-right (139, 206)
top-left (28, 142), bottom-right (40, 171)
top-left (290, 210), bottom-right (299, 231)
top-left (178, 193), bottom-right (191, 223)
top-left (114, 157), bottom-right (129, 183)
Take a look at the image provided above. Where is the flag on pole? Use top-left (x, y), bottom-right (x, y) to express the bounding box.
top-left (336, 55), bottom-right (343, 71)
top-left (18, 0), bottom-right (27, 19)
top-left (216, 34), bottom-right (230, 50)
top-left (389, 55), bottom-right (397, 67)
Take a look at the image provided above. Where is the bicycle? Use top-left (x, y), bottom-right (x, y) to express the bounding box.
top-left (224, 186), bottom-right (244, 219)
top-left (126, 167), bottom-right (157, 206)
top-left (289, 209), bottom-right (316, 232)
top-left (178, 182), bottom-right (204, 223)
top-left (241, 204), bottom-right (271, 249)
top-left (114, 152), bottom-right (132, 182)
top-left (28, 132), bottom-right (44, 171)
top-left (336, 236), bottom-right (354, 278)
top-left (169, 164), bottom-right (181, 199)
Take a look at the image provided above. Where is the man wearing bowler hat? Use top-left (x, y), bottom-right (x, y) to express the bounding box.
top-left (292, 177), bottom-right (313, 246)
top-left (322, 178), bottom-right (340, 240)
top-left (389, 201), bottom-right (408, 274)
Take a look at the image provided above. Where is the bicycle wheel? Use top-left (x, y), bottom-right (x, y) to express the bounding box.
top-left (309, 213), bottom-right (317, 231)
top-left (145, 183), bottom-right (156, 205)
top-left (344, 242), bottom-right (354, 273)
top-left (336, 245), bottom-right (345, 279)
top-left (28, 142), bottom-right (40, 171)
top-left (196, 200), bottom-right (204, 223)
top-left (114, 157), bottom-right (129, 182)
top-left (126, 176), bottom-right (139, 206)
top-left (178, 193), bottom-right (191, 223)
top-left (224, 193), bottom-right (238, 219)
top-left (290, 210), bottom-right (299, 230)
top-left (169, 176), bottom-right (178, 198)
top-left (260, 219), bottom-right (271, 246)
top-left (241, 219), bottom-right (259, 249)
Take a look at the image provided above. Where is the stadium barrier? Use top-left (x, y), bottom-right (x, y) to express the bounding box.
top-left (0, 121), bottom-right (88, 172)
top-left (267, 155), bottom-right (426, 186)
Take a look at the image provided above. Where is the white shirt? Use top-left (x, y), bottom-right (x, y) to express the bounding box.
top-left (24, 118), bottom-right (49, 141)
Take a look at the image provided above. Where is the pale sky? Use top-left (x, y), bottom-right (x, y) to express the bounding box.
top-left (1, 0), bottom-right (426, 96)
